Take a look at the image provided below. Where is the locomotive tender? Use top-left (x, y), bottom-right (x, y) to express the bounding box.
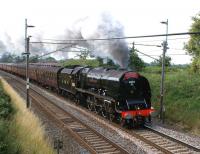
top-left (0, 63), bottom-right (154, 127)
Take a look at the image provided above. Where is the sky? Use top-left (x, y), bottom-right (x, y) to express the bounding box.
top-left (0, 0), bottom-right (200, 64)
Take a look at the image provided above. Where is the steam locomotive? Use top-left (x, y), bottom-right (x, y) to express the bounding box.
top-left (0, 63), bottom-right (154, 127)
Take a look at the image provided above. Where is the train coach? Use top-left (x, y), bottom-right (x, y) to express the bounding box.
top-left (0, 63), bottom-right (154, 127)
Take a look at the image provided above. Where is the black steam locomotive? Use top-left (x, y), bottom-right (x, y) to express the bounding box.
top-left (0, 63), bottom-right (154, 127)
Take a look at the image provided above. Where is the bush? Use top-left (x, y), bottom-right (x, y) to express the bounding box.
top-left (1, 78), bottom-right (54, 154)
top-left (191, 57), bottom-right (200, 73)
top-left (0, 83), bottom-right (13, 119)
top-left (0, 83), bottom-right (19, 154)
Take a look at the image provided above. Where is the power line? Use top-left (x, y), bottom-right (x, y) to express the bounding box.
top-left (37, 45), bottom-right (72, 58)
top-left (134, 43), bottom-right (161, 47)
top-left (167, 54), bottom-right (188, 55)
top-left (41, 32), bottom-right (199, 42)
top-left (27, 32), bottom-right (197, 63)
top-left (138, 53), bottom-right (189, 56)
top-left (129, 37), bottom-right (190, 43)
top-left (134, 49), bottom-right (160, 61)
top-left (169, 48), bottom-right (186, 51)
top-left (31, 40), bottom-right (162, 47)
top-left (30, 41), bottom-right (77, 45)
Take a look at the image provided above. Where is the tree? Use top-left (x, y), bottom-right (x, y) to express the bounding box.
top-left (96, 57), bottom-right (103, 66)
top-left (76, 50), bottom-right (90, 60)
top-left (96, 57), bottom-right (119, 68)
top-left (0, 52), bottom-right (14, 62)
top-left (43, 56), bottom-right (57, 62)
top-left (29, 55), bottom-right (39, 63)
top-left (184, 12), bottom-right (200, 72)
top-left (185, 13), bottom-right (200, 57)
top-left (14, 55), bottom-right (26, 63)
top-left (128, 47), bottom-right (145, 71)
top-left (152, 55), bottom-right (172, 67)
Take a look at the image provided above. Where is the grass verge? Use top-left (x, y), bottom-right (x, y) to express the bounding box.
top-left (141, 67), bottom-right (200, 135)
top-left (0, 77), bottom-right (55, 154)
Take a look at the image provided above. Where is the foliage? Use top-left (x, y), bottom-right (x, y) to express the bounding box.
top-left (190, 56), bottom-right (200, 73)
top-left (61, 58), bottom-right (100, 67)
top-left (151, 56), bottom-right (172, 67)
top-left (13, 55), bottom-right (26, 63)
top-left (141, 66), bottom-right (200, 134)
top-left (0, 52), bottom-right (15, 63)
top-left (0, 84), bottom-right (13, 120)
top-left (44, 56), bottom-right (56, 62)
top-left (30, 55), bottom-right (39, 63)
top-left (184, 13), bottom-right (200, 57)
top-left (75, 50), bottom-right (91, 60)
top-left (0, 52), bottom-right (56, 63)
top-left (128, 47), bottom-right (145, 71)
top-left (184, 13), bottom-right (200, 72)
top-left (0, 82), bottom-right (19, 154)
top-left (97, 57), bottom-right (119, 69)
top-left (0, 52), bottom-right (26, 63)
top-left (1, 79), bottom-right (55, 154)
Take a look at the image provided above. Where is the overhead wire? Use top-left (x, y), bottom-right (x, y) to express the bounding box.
top-left (131, 37), bottom-right (190, 43)
top-left (28, 31), bottom-right (198, 63)
top-left (30, 41), bottom-right (77, 45)
top-left (40, 32), bottom-right (199, 42)
top-left (134, 49), bottom-right (160, 61)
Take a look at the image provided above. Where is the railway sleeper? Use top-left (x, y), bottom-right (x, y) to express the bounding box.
top-left (145, 136), bottom-right (161, 140)
top-left (86, 138), bottom-right (103, 142)
top-left (89, 140), bottom-right (106, 144)
top-left (171, 148), bottom-right (190, 153)
top-left (69, 124), bottom-right (84, 128)
top-left (173, 151), bottom-right (193, 154)
top-left (149, 137), bottom-right (164, 142)
top-left (166, 145), bottom-right (185, 151)
top-left (162, 143), bottom-right (178, 148)
top-left (91, 142), bottom-right (109, 147)
top-left (71, 127), bottom-right (88, 132)
top-left (94, 145), bottom-right (113, 149)
top-left (95, 147), bottom-right (117, 153)
top-left (82, 133), bottom-right (97, 137)
top-left (98, 151), bottom-right (121, 154)
top-left (85, 136), bottom-right (100, 140)
top-left (154, 141), bottom-right (170, 145)
top-left (78, 132), bottom-right (95, 136)
top-left (73, 128), bottom-right (90, 132)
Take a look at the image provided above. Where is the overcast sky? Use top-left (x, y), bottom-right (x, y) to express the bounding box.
top-left (0, 0), bottom-right (200, 64)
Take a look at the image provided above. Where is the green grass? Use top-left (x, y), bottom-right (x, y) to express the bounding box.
top-left (0, 78), bottom-right (55, 154)
top-left (61, 59), bottom-right (100, 67)
top-left (141, 66), bottom-right (200, 134)
top-left (0, 81), bottom-right (19, 154)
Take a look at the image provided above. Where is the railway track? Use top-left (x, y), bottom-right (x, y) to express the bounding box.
top-left (4, 76), bottom-right (129, 154)
top-left (1, 70), bottom-right (200, 154)
top-left (130, 125), bottom-right (200, 154)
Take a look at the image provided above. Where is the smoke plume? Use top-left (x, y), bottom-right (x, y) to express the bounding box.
top-left (0, 40), bottom-right (7, 53)
top-left (62, 13), bottom-right (129, 68)
top-left (30, 35), bottom-right (47, 56)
